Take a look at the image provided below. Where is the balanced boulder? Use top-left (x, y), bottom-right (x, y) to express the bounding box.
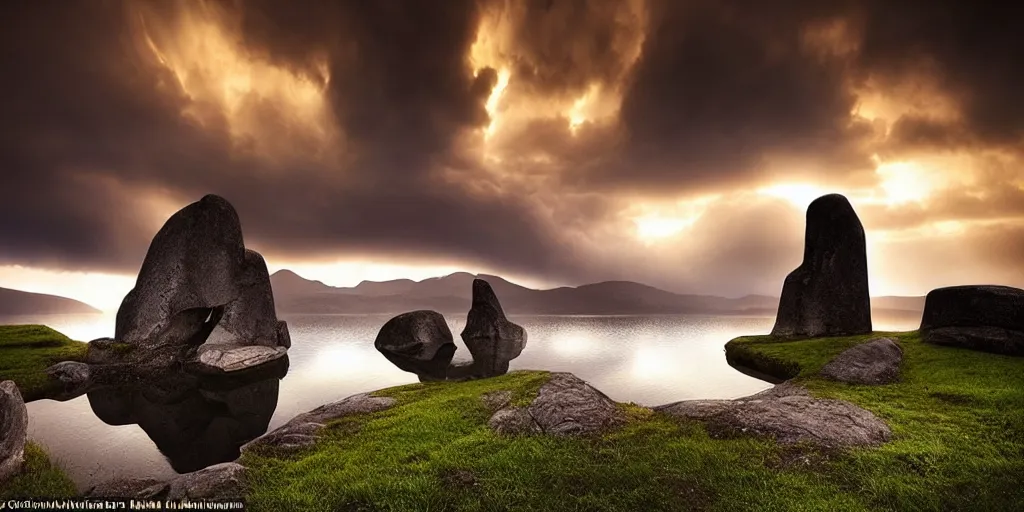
top-left (459, 279), bottom-right (527, 378)
top-left (772, 194), bottom-right (871, 338)
top-left (0, 380), bottom-right (28, 482)
top-left (920, 285), bottom-right (1024, 356)
top-left (820, 338), bottom-right (903, 385)
top-left (375, 310), bottom-right (456, 381)
top-left (104, 195), bottom-right (289, 371)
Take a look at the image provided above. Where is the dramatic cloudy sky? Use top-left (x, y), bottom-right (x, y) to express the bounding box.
top-left (1, 0), bottom-right (1022, 310)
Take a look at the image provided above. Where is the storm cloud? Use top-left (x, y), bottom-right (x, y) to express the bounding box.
top-left (1, 0), bottom-right (1022, 297)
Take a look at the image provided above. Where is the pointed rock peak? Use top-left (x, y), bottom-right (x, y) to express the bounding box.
top-left (471, 279), bottom-right (505, 318)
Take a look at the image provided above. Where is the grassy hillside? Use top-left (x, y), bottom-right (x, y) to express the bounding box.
top-left (242, 334), bottom-right (1024, 511)
top-left (0, 325), bottom-right (87, 401)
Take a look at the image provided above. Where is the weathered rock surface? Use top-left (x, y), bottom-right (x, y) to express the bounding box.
top-left (46, 361), bottom-right (91, 390)
top-left (0, 381), bottom-right (28, 482)
top-left (488, 373), bottom-right (622, 436)
top-left (193, 345), bottom-right (288, 374)
top-left (656, 382), bottom-right (890, 447)
top-left (86, 478), bottom-right (169, 499)
top-left (920, 285), bottom-right (1024, 356)
top-left (167, 462), bottom-right (246, 500)
top-left (820, 338), bottom-right (903, 384)
top-left (375, 310), bottom-right (456, 381)
top-left (241, 393), bottom-right (397, 454)
top-left (207, 250), bottom-right (291, 349)
top-left (772, 194), bottom-right (872, 338)
top-left (481, 390), bottom-right (512, 411)
top-left (459, 279), bottom-right (527, 378)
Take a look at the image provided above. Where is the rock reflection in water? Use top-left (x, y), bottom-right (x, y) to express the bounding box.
top-left (86, 359), bottom-right (286, 474)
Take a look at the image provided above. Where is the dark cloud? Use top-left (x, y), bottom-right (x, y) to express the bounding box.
top-left (0, 0), bottom-right (1021, 295)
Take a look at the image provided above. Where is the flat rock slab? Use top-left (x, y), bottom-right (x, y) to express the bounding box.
top-left (920, 285), bottom-right (1024, 356)
top-left (0, 381), bottom-right (27, 483)
top-left (820, 337), bottom-right (903, 385)
top-left (242, 393), bottom-right (397, 454)
top-left (488, 373), bottom-right (622, 436)
top-left (657, 382), bottom-right (890, 448)
top-left (195, 345), bottom-right (288, 374)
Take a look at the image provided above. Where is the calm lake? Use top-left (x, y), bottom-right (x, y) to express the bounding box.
top-left (1, 311), bottom-right (921, 490)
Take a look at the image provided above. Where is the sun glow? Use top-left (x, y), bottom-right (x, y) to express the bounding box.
top-left (757, 183), bottom-right (830, 210)
top-left (874, 159), bottom-right (934, 205)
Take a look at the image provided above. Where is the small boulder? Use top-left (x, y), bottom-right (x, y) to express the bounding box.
top-left (242, 393), bottom-right (397, 454)
top-left (920, 285), bottom-right (1024, 356)
top-left (657, 382), bottom-right (890, 448)
top-left (820, 338), bottom-right (903, 385)
top-left (45, 361), bottom-right (93, 400)
top-left (0, 381), bottom-right (28, 482)
top-left (488, 373), bottom-right (621, 437)
top-left (460, 279), bottom-right (527, 378)
top-left (772, 194), bottom-right (872, 338)
top-left (166, 462), bottom-right (246, 500)
top-left (375, 310), bottom-right (456, 381)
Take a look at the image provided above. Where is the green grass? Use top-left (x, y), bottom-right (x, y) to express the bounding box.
top-left (243, 333), bottom-right (1024, 512)
top-left (0, 325), bottom-right (87, 401)
top-left (0, 442), bottom-right (77, 499)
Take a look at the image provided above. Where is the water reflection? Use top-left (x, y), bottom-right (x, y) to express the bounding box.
top-left (87, 368), bottom-right (282, 473)
top-left (9, 310), bottom-right (922, 490)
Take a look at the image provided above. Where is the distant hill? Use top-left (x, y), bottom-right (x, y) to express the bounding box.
top-left (269, 270), bottom-right (925, 318)
top-left (0, 287), bottom-right (101, 315)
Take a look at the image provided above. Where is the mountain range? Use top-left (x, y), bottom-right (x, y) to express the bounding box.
top-left (0, 287), bottom-right (101, 316)
top-left (270, 269), bottom-right (927, 317)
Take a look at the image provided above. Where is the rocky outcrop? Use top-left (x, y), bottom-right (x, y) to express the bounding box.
top-left (820, 338), bottom-right (903, 385)
top-left (91, 195), bottom-right (289, 373)
top-left (459, 279), bottom-right (527, 378)
top-left (920, 285), bottom-right (1024, 356)
top-left (656, 382), bottom-right (890, 448)
top-left (241, 393), bottom-right (397, 454)
top-left (374, 310), bottom-right (456, 381)
top-left (0, 381), bottom-right (28, 482)
top-left (86, 462), bottom-right (245, 500)
top-left (487, 373), bottom-right (622, 436)
top-left (771, 194), bottom-right (872, 338)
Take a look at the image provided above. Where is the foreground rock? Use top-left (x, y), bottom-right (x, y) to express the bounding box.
top-left (656, 382), bottom-right (890, 447)
top-left (488, 373), bottom-right (622, 436)
top-left (920, 285), bottom-right (1024, 356)
top-left (87, 463), bottom-right (245, 500)
top-left (375, 310), bottom-right (456, 381)
top-left (0, 381), bottom-right (28, 482)
top-left (96, 195), bottom-right (289, 373)
top-left (661, 384), bottom-right (891, 447)
top-left (820, 338), bottom-right (903, 385)
top-left (45, 361), bottom-right (92, 398)
top-left (459, 279), bottom-right (527, 378)
top-left (193, 345), bottom-right (288, 374)
top-left (242, 393), bottom-right (397, 454)
top-left (772, 194), bottom-right (872, 338)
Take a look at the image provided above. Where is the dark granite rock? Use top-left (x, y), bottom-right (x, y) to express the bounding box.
top-left (920, 285), bottom-right (1024, 356)
top-left (656, 382), bottom-right (890, 447)
top-left (0, 381), bottom-right (27, 482)
top-left (241, 393), bottom-right (396, 454)
top-left (115, 195), bottom-right (246, 365)
top-left (375, 310), bottom-right (456, 380)
top-left (86, 478), bottom-right (169, 499)
top-left (488, 373), bottom-right (622, 436)
top-left (44, 361), bottom-right (93, 400)
top-left (820, 337), bottom-right (903, 384)
top-left (459, 279), bottom-right (527, 378)
top-left (209, 250), bottom-right (290, 349)
top-left (772, 194), bottom-right (872, 338)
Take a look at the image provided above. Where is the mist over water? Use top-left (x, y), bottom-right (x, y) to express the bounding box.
top-left (2, 311), bottom-right (921, 490)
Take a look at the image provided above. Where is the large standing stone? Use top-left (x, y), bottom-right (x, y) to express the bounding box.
top-left (772, 194), bottom-right (872, 338)
top-left (374, 310), bottom-right (456, 381)
top-left (820, 337), bottom-right (903, 385)
top-left (459, 279), bottom-right (527, 378)
top-left (108, 195), bottom-right (289, 371)
top-left (920, 285), bottom-right (1024, 356)
top-left (0, 380), bottom-right (28, 482)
